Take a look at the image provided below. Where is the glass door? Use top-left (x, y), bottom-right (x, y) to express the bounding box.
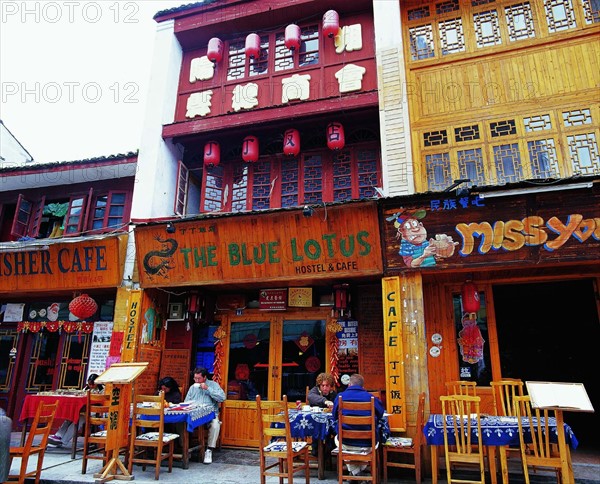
top-left (220, 308), bottom-right (332, 448)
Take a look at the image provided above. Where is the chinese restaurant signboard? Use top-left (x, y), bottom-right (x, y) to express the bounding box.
top-left (381, 188), bottom-right (600, 272)
top-left (0, 234), bottom-right (127, 293)
top-left (135, 202), bottom-right (382, 287)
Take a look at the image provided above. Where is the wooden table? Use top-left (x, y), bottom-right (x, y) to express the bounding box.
top-left (20, 393), bottom-right (87, 459)
top-left (423, 414), bottom-right (578, 484)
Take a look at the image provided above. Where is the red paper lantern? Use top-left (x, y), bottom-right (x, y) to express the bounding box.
top-left (283, 129), bottom-right (300, 156)
top-left (242, 135), bottom-right (259, 162)
top-left (204, 141), bottom-right (220, 167)
top-left (245, 33), bottom-right (261, 59)
top-left (69, 294), bottom-right (98, 320)
top-left (207, 37), bottom-right (223, 63)
top-left (285, 24), bottom-right (301, 50)
top-left (461, 281), bottom-right (480, 313)
top-left (326, 121), bottom-right (345, 150)
top-left (323, 10), bottom-right (340, 38)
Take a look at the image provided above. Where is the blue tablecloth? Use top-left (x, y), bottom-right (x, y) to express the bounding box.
top-left (142, 403), bottom-right (215, 432)
top-left (282, 409), bottom-right (390, 443)
top-left (423, 414), bottom-right (578, 449)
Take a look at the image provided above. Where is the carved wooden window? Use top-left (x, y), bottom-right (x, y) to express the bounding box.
top-left (199, 145), bottom-right (381, 213)
top-left (274, 25), bottom-right (319, 72)
top-left (175, 160), bottom-right (189, 216)
top-left (10, 194), bottom-right (45, 239)
top-left (403, 0), bottom-right (596, 63)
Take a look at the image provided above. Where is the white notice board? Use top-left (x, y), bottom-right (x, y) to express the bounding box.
top-left (526, 381), bottom-right (594, 412)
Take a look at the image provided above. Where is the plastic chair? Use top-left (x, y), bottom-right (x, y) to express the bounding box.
top-left (332, 395), bottom-right (378, 483)
top-left (514, 395), bottom-right (564, 484)
top-left (383, 392), bottom-right (425, 483)
top-left (256, 394), bottom-right (309, 484)
top-left (445, 380), bottom-right (477, 396)
top-left (128, 392), bottom-right (179, 480)
top-left (7, 400), bottom-right (58, 484)
top-left (440, 394), bottom-right (485, 484)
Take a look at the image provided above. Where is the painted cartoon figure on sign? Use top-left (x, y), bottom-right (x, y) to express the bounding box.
top-left (388, 209), bottom-right (458, 267)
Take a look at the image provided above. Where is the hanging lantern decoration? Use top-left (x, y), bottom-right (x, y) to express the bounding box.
top-left (323, 10), bottom-right (340, 38)
top-left (326, 121), bottom-right (345, 151)
top-left (461, 280), bottom-right (480, 314)
top-left (283, 128), bottom-right (300, 156)
top-left (242, 135), bottom-right (259, 162)
top-left (207, 37), bottom-right (224, 63)
top-left (245, 33), bottom-right (261, 59)
top-left (69, 293), bottom-right (98, 320)
top-left (284, 24), bottom-right (301, 50)
top-left (203, 141), bottom-right (220, 167)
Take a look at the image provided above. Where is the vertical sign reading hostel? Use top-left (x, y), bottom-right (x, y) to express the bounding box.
top-left (382, 277), bottom-right (407, 431)
top-left (121, 290), bottom-right (142, 362)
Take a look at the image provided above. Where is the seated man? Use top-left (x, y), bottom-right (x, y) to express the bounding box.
top-left (332, 373), bottom-right (385, 480)
top-left (184, 367), bottom-right (225, 465)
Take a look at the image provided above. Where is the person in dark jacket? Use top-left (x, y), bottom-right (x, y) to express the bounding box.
top-left (307, 372), bottom-right (337, 409)
top-left (158, 376), bottom-right (183, 404)
top-left (332, 373), bottom-right (385, 479)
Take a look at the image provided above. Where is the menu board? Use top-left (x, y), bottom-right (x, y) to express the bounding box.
top-left (88, 321), bottom-right (114, 377)
top-left (136, 345), bottom-right (162, 394)
top-left (95, 362), bottom-right (148, 384)
top-left (160, 349), bottom-right (191, 396)
top-left (526, 381), bottom-right (594, 412)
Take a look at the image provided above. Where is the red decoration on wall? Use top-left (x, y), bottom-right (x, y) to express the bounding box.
top-left (207, 37), bottom-right (224, 63)
top-left (283, 129), bottom-right (300, 156)
top-left (323, 10), bottom-right (340, 38)
top-left (461, 281), bottom-right (480, 313)
top-left (245, 33), bottom-right (261, 59)
top-left (285, 24), bottom-right (301, 50)
top-left (242, 135), bottom-right (259, 162)
top-left (204, 141), bottom-right (220, 167)
top-left (69, 294), bottom-right (98, 320)
top-left (327, 122), bottom-right (345, 151)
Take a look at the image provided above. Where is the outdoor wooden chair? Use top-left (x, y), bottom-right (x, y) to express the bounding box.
top-left (441, 394), bottom-right (485, 484)
top-left (383, 392), bottom-right (425, 484)
top-left (256, 394), bottom-right (309, 484)
top-left (445, 380), bottom-right (477, 397)
top-left (128, 392), bottom-right (179, 480)
top-left (514, 395), bottom-right (564, 484)
top-left (7, 400), bottom-right (58, 484)
top-left (490, 378), bottom-right (524, 417)
top-left (332, 395), bottom-right (378, 484)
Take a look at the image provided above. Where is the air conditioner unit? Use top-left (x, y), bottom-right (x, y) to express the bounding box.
top-left (168, 303), bottom-right (184, 320)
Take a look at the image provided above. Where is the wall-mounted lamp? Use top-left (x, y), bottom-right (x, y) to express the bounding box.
top-left (303, 205), bottom-right (314, 217)
top-left (166, 222), bottom-right (176, 234)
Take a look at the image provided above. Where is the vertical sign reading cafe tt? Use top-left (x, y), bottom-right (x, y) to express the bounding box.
top-left (382, 276), bottom-right (407, 431)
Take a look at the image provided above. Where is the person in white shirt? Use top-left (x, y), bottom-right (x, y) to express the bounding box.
top-left (184, 367), bottom-right (225, 464)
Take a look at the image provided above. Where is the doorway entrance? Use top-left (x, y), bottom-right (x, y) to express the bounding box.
top-left (220, 308), bottom-right (334, 447)
top-left (492, 279), bottom-right (599, 450)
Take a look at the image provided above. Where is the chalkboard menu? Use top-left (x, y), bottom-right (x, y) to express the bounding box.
top-left (136, 345), bottom-right (161, 395)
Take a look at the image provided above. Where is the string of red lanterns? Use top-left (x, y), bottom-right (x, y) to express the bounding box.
top-left (204, 141), bottom-right (220, 167)
top-left (207, 37), bottom-right (223, 63)
top-left (283, 128), bottom-right (300, 156)
top-left (284, 24), bottom-right (301, 50)
top-left (323, 10), bottom-right (340, 38)
top-left (242, 135), bottom-right (259, 162)
top-left (245, 33), bottom-right (261, 59)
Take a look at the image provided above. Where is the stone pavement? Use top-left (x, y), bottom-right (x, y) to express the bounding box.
top-left (7, 432), bottom-right (600, 483)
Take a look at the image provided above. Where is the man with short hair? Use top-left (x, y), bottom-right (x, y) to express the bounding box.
top-left (332, 373), bottom-right (385, 480)
top-left (184, 367), bottom-right (225, 464)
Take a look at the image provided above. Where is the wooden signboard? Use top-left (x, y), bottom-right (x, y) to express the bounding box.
top-left (94, 362), bottom-right (147, 483)
top-left (160, 349), bottom-right (191, 396)
top-left (381, 189), bottom-right (600, 273)
top-left (136, 345), bottom-right (162, 394)
top-left (0, 234), bottom-right (126, 293)
top-left (135, 201), bottom-right (382, 287)
top-left (526, 381), bottom-right (594, 412)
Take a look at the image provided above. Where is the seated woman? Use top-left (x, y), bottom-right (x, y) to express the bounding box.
top-left (227, 363), bottom-right (258, 400)
top-left (48, 374), bottom-right (104, 448)
top-left (308, 372), bottom-right (337, 409)
top-left (158, 376), bottom-right (182, 404)
top-left (307, 372), bottom-right (337, 457)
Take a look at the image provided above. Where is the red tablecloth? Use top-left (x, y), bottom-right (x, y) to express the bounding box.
top-left (19, 394), bottom-right (87, 423)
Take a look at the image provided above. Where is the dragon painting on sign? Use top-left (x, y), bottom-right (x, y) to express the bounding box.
top-left (143, 236), bottom-right (178, 278)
